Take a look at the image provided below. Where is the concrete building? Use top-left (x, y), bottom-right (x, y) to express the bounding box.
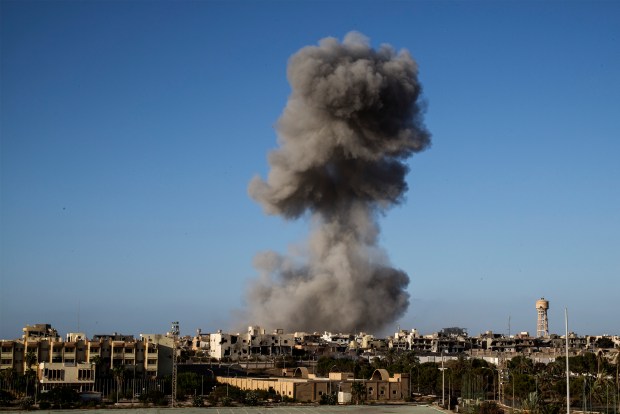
top-left (38, 361), bottom-right (96, 392)
top-left (216, 367), bottom-right (409, 403)
top-left (209, 326), bottom-right (296, 361)
top-left (0, 324), bottom-right (174, 393)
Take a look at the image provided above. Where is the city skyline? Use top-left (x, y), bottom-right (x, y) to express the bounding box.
top-left (2, 1), bottom-right (619, 338)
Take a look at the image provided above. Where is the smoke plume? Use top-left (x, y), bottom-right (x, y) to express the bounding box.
top-left (247, 32), bottom-right (430, 333)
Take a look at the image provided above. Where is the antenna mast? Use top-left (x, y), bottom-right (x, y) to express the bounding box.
top-left (171, 321), bottom-right (179, 407)
top-left (508, 315), bottom-right (511, 337)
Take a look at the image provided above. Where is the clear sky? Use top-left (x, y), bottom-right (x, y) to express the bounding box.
top-left (1, 0), bottom-right (618, 340)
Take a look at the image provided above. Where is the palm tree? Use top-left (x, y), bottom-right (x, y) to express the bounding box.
top-left (24, 351), bottom-right (37, 371)
top-left (90, 355), bottom-right (103, 379)
top-left (24, 351), bottom-right (37, 397)
top-left (351, 380), bottom-right (366, 404)
top-left (112, 365), bottom-right (126, 402)
top-left (522, 391), bottom-right (542, 414)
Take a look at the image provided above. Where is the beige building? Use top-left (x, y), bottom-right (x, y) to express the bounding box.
top-left (216, 368), bottom-right (409, 403)
top-left (38, 361), bottom-right (96, 392)
top-left (0, 324), bottom-right (174, 392)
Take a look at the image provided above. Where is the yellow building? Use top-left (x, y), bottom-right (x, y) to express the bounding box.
top-left (215, 368), bottom-right (409, 403)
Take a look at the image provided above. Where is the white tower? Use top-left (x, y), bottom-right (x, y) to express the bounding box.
top-left (536, 298), bottom-right (549, 337)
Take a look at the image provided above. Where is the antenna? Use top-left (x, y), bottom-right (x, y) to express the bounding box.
top-left (171, 321), bottom-right (179, 407)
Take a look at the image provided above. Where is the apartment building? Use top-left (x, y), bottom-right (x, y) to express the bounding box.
top-left (0, 324), bottom-right (174, 392)
top-left (209, 326), bottom-right (296, 361)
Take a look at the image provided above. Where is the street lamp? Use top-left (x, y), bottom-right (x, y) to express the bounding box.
top-left (204, 368), bottom-right (214, 396)
top-left (329, 365), bottom-right (338, 396)
top-left (409, 366), bottom-right (414, 401)
top-left (439, 350), bottom-right (448, 407)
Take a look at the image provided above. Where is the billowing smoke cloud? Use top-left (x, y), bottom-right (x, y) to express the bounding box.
top-left (246, 32), bottom-right (430, 333)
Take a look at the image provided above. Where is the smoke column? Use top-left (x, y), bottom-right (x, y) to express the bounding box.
top-left (247, 32), bottom-right (430, 333)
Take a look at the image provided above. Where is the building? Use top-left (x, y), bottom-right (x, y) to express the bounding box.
top-left (209, 326), bottom-right (296, 361)
top-left (216, 367), bottom-right (409, 403)
top-left (0, 324), bottom-right (174, 392)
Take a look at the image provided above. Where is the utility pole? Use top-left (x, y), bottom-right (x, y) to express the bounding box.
top-left (439, 350), bottom-right (448, 407)
top-left (565, 309), bottom-right (570, 414)
top-left (442, 353), bottom-right (445, 406)
top-left (171, 321), bottom-right (179, 408)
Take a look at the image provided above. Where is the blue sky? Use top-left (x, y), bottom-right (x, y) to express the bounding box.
top-left (1, 0), bottom-right (618, 339)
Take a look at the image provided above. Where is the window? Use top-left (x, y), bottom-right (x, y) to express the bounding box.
top-left (148, 359), bottom-right (157, 365)
top-left (45, 369), bottom-right (65, 381)
top-left (393, 390), bottom-right (397, 395)
top-left (78, 369), bottom-right (93, 380)
top-left (1, 359), bottom-right (12, 365)
top-left (368, 387), bottom-right (373, 394)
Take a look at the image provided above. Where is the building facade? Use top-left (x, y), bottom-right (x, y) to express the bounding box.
top-left (0, 324), bottom-right (174, 392)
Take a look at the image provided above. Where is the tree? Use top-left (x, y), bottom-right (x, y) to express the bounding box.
top-left (509, 356), bottom-right (534, 375)
top-left (0, 368), bottom-right (16, 392)
top-left (38, 386), bottom-right (79, 409)
top-left (351, 380), bottom-right (366, 404)
top-left (595, 337), bottom-right (615, 349)
top-left (24, 351), bottom-right (37, 372)
top-left (24, 351), bottom-right (37, 397)
top-left (112, 365), bottom-right (126, 401)
top-left (418, 362), bottom-right (440, 395)
top-left (0, 389), bottom-right (15, 407)
top-left (90, 355), bottom-right (102, 375)
top-left (177, 372), bottom-right (200, 399)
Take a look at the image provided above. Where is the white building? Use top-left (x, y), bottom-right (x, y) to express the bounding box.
top-left (209, 327), bottom-right (296, 361)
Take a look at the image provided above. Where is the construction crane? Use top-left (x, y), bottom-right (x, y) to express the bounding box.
top-left (170, 321), bottom-right (179, 407)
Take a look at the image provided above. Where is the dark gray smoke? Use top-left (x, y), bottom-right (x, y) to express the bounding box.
top-left (246, 32), bottom-right (430, 333)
